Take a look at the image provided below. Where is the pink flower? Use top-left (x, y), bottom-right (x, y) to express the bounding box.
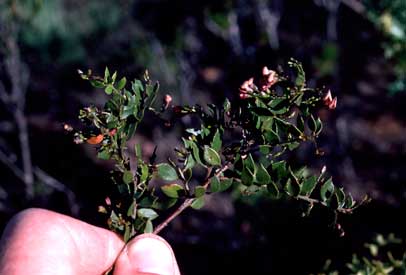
top-left (260, 66), bottom-right (278, 91)
top-left (323, 90), bottom-right (337, 110)
top-left (239, 77), bottom-right (255, 94)
top-left (164, 94), bottom-right (173, 109)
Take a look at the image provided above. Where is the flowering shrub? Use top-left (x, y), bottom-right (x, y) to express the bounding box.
top-left (71, 59), bottom-right (368, 242)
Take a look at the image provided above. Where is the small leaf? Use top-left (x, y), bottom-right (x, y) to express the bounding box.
top-left (241, 167), bottom-right (254, 186)
top-left (191, 197), bottom-right (205, 209)
top-left (90, 80), bottom-right (105, 88)
top-left (210, 176), bottom-right (221, 193)
top-left (144, 220), bottom-right (153, 233)
top-left (287, 142), bottom-right (300, 151)
top-left (255, 163), bottom-right (271, 185)
top-left (203, 146), bottom-right (221, 166)
top-left (124, 224), bottom-right (132, 242)
top-left (105, 85), bottom-right (114, 95)
top-left (211, 129), bottom-right (222, 152)
top-left (184, 154), bottom-right (195, 170)
top-left (219, 178), bottom-right (233, 192)
top-left (161, 183), bottom-right (184, 198)
top-left (97, 149), bottom-right (111, 160)
top-left (267, 181), bottom-right (280, 198)
top-left (320, 178), bottom-right (334, 201)
top-left (300, 176), bottom-right (318, 196)
top-left (285, 178), bottom-right (300, 197)
top-left (116, 77), bottom-right (127, 90)
top-left (104, 67), bottom-right (110, 81)
top-left (123, 170), bottom-right (134, 184)
top-left (194, 186), bottom-right (206, 197)
top-left (157, 163), bottom-right (178, 181)
top-left (137, 208), bottom-right (158, 220)
top-left (344, 193), bottom-right (355, 208)
top-left (244, 154), bottom-right (256, 173)
top-left (335, 187), bottom-right (346, 208)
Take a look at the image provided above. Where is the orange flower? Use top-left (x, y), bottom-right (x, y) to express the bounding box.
top-left (86, 134), bottom-right (103, 144)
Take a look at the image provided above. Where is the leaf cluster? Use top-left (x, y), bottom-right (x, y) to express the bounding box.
top-left (74, 60), bottom-right (366, 241)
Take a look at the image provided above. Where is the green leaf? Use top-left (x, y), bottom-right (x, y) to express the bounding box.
top-left (335, 187), bottom-right (346, 208)
top-left (210, 176), bottom-right (221, 193)
top-left (185, 154), bottom-right (195, 170)
top-left (203, 146), bottom-right (221, 166)
top-left (272, 161), bottom-right (288, 181)
top-left (104, 67), bottom-right (110, 81)
top-left (211, 129), bottom-right (222, 152)
top-left (300, 175), bottom-right (318, 196)
top-left (90, 80), bottom-right (105, 88)
top-left (137, 208), bottom-right (158, 220)
top-left (191, 197), bottom-right (205, 209)
top-left (194, 186), bottom-right (206, 198)
top-left (287, 142), bottom-right (300, 151)
top-left (344, 193), bottom-right (355, 208)
top-left (255, 163), bottom-right (271, 185)
top-left (285, 178), bottom-right (300, 197)
top-left (124, 224), bottom-right (132, 242)
top-left (144, 220), bottom-right (153, 233)
top-left (97, 149), bottom-right (111, 160)
top-left (105, 85), bottom-right (114, 95)
top-left (122, 170), bottom-right (133, 184)
top-left (161, 183), bottom-right (184, 198)
top-left (243, 154), bottom-right (256, 173)
top-left (157, 163), bottom-right (178, 181)
top-left (219, 178), bottom-right (233, 192)
top-left (116, 77), bottom-right (127, 90)
top-left (267, 181), bottom-right (280, 198)
top-left (320, 178), bottom-right (334, 201)
top-left (139, 164), bottom-right (149, 184)
top-left (241, 167), bottom-right (254, 186)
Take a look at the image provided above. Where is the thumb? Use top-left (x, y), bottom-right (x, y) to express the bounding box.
top-left (113, 233), bottom-right (181, 275)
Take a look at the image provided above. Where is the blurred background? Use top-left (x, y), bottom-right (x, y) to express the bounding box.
top-left (0, 0), bottom-right (405, 274)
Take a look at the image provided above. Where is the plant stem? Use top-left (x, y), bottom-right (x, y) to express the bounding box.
top-left (153, 164), bottom-right (230, 234)
top-left (153, 198), bottom-right (194, 234)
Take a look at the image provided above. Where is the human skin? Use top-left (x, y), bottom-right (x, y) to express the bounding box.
top-left (0, 208), bottom-right (181, 275)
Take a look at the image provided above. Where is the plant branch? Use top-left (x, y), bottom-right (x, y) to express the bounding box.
top-left (153, 164), bottom-right (230, 234)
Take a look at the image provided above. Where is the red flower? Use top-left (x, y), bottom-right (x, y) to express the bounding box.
top-left (239, 77), bottom-right (254, 94)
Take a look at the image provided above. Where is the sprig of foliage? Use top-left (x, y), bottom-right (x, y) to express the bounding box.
top-left (72, 59), bottom-right (367, 242)
top-left (313, 234), bottom-right (406, 275)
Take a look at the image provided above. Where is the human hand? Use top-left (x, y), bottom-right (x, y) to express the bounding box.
top-left (0, 208), bottom-right (181, 275)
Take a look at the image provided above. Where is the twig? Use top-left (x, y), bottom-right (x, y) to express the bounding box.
top-left (296, 195), bottom-right (353, 214)
top-left (340, 0), bottom-right (365, 14)
top-left (33, 167), bottom-right (80, 216)
top-left (153, 164), bottom-right (230, 234)
top-left (0, 149), bottom-right (25, 181)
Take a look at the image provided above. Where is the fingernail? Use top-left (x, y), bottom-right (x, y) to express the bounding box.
top-left (127, 234), bottom-right (179, 275)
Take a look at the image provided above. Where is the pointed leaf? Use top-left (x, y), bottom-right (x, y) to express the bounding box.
top-left (116, 77), bottom-right (127, 90)
top-left (320, 178), bottom-right (334, 202)
top-left (137, 208), bottom-right (158, 220)
top-left (203, 146), bottom-right (221, 166)
top-left (144, 220), bottom-right (153, 233)
top-left (211, 129), bottom-right (222, 152)
top-left (255, 163), bottom-right (271, 185)
top-left (300, 175), bottom-right (318, 196)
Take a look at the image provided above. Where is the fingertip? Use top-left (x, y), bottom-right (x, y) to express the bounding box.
top-left (114, 234), bottom-right (181, 275)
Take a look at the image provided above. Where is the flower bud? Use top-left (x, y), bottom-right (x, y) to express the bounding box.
top-left (86, 134), bottom-right (104, 145)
